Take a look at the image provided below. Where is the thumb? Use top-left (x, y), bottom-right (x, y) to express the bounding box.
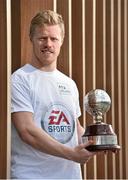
top-left (78, 140), bottom-right (94, 150)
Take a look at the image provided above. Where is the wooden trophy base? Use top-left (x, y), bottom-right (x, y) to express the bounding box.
top-left (85, 144), bottom-right (121, 152)
top-left (82, 123), bottom-right (120, 152)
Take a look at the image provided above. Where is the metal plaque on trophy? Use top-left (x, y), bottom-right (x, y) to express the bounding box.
top-left (82, 89), bottom-right (120, 151)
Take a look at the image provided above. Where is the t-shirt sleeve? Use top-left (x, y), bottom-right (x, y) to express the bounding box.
top-left (72, 81), bottom-right (81, 119)
top-left (11, 77), bottom-right (34, 113)
top-left (75, 94), bottom-right (81, 119)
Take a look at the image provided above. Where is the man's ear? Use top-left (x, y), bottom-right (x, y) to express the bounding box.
top-left (61, 38), bottom-right (64, 46)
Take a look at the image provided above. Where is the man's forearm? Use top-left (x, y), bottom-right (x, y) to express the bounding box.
top-left (20, 123), bottom-right (74, 161)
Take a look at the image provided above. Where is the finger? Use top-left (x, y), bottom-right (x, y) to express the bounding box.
top-left (111, 149), bottom-right (118, 154)
top-left (104, 150), bottom-right (108, 155)
top-left (79, 141), bottom-right (96, 155)
top-left (82, 140), bottom-right (94, 148)
top-left (75, 141), bottom-right (97, 157)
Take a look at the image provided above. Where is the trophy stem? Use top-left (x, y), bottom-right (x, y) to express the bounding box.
top-left (94, 114), bottom-right (103, 124)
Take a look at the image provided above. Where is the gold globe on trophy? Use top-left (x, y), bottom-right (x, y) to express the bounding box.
top-left (82, 89), bottom-right (120, 151)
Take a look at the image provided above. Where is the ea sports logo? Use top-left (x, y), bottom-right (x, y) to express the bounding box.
top-left (41, 103), bottom-right (75, 144)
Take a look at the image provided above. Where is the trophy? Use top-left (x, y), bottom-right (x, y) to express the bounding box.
top-left (82, 89), bottom-right (120, 151)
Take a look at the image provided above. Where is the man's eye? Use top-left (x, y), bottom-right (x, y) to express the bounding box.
top-left (41, 37), bottom-right (47, 40)
top-left (51, 38), bottom-right (58, 41)
top-left (38, 37), bottom-right (47, 41)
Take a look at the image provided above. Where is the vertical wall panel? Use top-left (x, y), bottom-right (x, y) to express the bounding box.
top-left (84, 0), bottom-right (96, 178)
top-left (71, 0), bottom-right (85, 178)
top-left (57, 0), bottom-right (71, 76)
top-left (85, 0), bottom-right (94, 92)
top-left (6, 0), bottom-right (12, 177)
top-left (72, 0), bottom-right (84, 120)
top-left (117, 0), bottom-right (123, 178)
top-left (0, 0), bottom-right (7, 178)
top-left (120, 0), bottom-right (126, 177)
top-left (106, 0), bottom-right (115, 178)
top-left (95, 1), bottom-right (106, 179)
top-left (11, 0), bottom-right (21, 72)
top-left (120, 0), bottom-right (125, 178)
top-left (124, 0), bottom-right (128, 178)
top-left (96, 0), bottom-right (104, 88)
top-left (110, 0), bottom-right (116, 178)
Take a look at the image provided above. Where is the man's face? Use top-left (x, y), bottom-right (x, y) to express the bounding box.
top-left (31, 24), bottom-right (63, 68)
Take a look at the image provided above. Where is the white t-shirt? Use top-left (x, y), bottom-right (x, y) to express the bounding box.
top-left (11, 64), bottom-right (82, 179)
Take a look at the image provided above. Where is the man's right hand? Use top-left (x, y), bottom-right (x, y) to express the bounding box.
top-left (67, 141), bottom-right (96, 164)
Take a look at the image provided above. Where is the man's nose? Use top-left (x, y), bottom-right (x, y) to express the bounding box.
top-left (45, 38), bottom-right (52, 47)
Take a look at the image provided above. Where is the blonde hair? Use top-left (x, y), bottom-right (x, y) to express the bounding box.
top-left (29, 10), bottom-right (65, 41)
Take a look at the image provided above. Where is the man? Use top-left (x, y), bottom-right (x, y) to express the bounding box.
top-left (11, 10), bottom-right (96, 179)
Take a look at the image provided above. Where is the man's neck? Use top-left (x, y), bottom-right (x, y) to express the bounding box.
top-left (30, 59), bottom-right (57, 72)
